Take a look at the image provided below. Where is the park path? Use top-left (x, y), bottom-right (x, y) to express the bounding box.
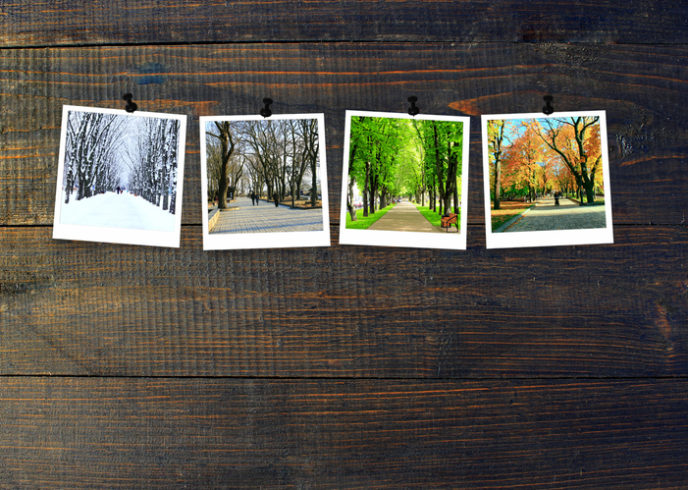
top-left (210, 196), bottom-right (324, 234)
top-left (501, 196), bottom-right (606, 232)
top-left (368, 200), bottom-right (442, 233)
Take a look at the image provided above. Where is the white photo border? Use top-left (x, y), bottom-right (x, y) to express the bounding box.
top-left (52, 105), bottom-right (187, 248)
top-left (338, 110), bottom-right (470, 250)
top-left (199, 113), bottom-right (331, 250)
top-left (481, 110), bottom-right (613, 249)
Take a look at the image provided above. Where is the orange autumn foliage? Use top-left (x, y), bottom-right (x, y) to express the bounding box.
top-left (489, 117), bottom-right (604, 204)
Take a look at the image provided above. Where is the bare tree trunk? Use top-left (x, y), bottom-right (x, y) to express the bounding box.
top-left (310, 165), bottom-right (317, 207)
top-left (161, 164), bottom-right (169, 211)
top-left (217, 170), bottom-right (228, 209)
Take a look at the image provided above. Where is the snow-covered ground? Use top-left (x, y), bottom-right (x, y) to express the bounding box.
top-left (60, 192), bottom-right (176, 232)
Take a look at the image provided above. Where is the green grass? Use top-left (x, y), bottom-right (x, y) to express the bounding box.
top-left (413, 204), bottom-right (461, 230)
top-left (491, 213), bottom-right (521, 231)
top-left (345, 203), bottom-right (396, 229)
top-left (414, 205), bottom-right (442, 227)
top-left (414, 203), bottom-right (462, 230)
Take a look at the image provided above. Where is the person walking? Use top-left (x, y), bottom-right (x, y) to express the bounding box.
top-left (273, 192), bottom-right (279, 207)
top-left (250, 191), bottom-right (255, 205)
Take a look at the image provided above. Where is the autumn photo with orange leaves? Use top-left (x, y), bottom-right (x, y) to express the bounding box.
top-left (485, 111), bottom-right (613, 232)
top-left (482, 111), bottom-right (613, 249)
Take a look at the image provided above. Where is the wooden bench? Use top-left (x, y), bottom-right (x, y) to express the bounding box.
top-left (440, 213), bottom-right (458, 232)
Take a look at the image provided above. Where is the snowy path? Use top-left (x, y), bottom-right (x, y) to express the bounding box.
top-left (59, 192), bottom-right (177, 232)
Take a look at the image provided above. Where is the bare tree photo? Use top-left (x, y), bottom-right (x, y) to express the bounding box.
top-left (200, 114), bottom-right (330, 251)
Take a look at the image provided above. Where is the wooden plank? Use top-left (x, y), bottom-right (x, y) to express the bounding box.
top-left (1, 377), bottom-right (687, 488)
top-left (0, 4), bottom-right (683, 489)
top-left (2, 225), bottom-right (686, 377)
top-left (1, 1), bottom-right (686, 47)
top-left (1, 43), bottom-right (687, 226)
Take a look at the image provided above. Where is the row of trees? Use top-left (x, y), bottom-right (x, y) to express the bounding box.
top-left (206, 119), bottom-right (320, 209)
top-left (346, 117), bottom-right (463, 220)
top-left (63, 111), bottom-right (125, 202)
top-left (488, 116), bottom-right (603, 208)
top-left (128, 118), bottom-right (180, 214)
top-left (62, 111), bottom-right (180, 214)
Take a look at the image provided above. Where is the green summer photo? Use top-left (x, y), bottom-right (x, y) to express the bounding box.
top-left (343, 114), bottom-right (466, 234)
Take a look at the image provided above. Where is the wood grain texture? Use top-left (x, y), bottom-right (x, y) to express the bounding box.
top-left (2, 2), bottom-right (688, 487)
top-left (2, 225), bottom-right (686, 376)
top-left (1, 43), bottom-right (687, 226)
top-left (0, 1), bottom-right (686, 47)
top-left (1, 377), bottom-right (687, 488)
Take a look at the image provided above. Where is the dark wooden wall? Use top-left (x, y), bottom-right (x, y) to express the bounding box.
top-left (1, 1), bottom-right (687, 487)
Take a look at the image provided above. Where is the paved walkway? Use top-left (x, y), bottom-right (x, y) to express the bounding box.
top-left (209, 196), bottom-right (324, 234)
top-left (368, 200), bottom-right (442, 233)
top-left (500, 197), bottom-right (606, 232)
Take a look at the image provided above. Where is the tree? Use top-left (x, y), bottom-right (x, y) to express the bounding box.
top-left (412, 120), bottom-right (462, 215)
top-left (503, 121), bottom-right (546, 203)
top-left (348, 116), bottom-right (378, 217)
top-left (243, 120), bottom-right (282, 202)
top-left (285, 120), bottom-right (307, 208)
top-left (204, 118), bottom-right (320, 209)
top-left (410, 119), bottom-right (428, 205)
top-left (206, 121), bottom-right (237, 209)
top-left (536, 116), bottom-right (602, 205)
top-left (553, 161), bottom-right (575, 195)
top-left (63, 111), bottom-right (125, 203)
top-left (128, 118), bottom-right (179, 214)
top-left (346, 116), bottom-right (463, 220)
top-left (348, 117), bottom-right (417, 215)
top-left (346, 137), bottom-right (359, 221)
top-left (487, 120), bottom-right (505, 209)
top-left (299, 118), bottom-right (320, 207)
top-left (435, 121), bottom-right (463, 215)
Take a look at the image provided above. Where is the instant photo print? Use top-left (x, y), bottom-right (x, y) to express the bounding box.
top-left (200, 113), bottom-right (330, 250)
top-left (339, 110), bottom-right (470, 250)
top-left (482, 110), bottom-right (613, 249)
top-left (52, 105), bottom-right (187, 248)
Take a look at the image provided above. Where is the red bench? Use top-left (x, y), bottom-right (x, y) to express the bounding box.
top-left (440, 213), bottom-right (458, 232)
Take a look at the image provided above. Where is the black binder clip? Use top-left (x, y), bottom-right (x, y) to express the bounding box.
top-left (122, 93), bottom-right (137, 113)
top-left (542, 95), bottom-right (554, 115)
top-left (260, 98), bottom-right (273, 118)
top-left (407, 96), bottom-right (420, 116)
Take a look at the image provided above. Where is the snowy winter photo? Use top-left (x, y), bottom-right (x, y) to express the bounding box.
top-left (482, 111), bottom-right (613, 249)
top-left (339, 111), bottom-right (470, 250)
top-left (200, 114), bottom-right (330, 250)
top-left (53, 106), bottom-right (186, 248)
